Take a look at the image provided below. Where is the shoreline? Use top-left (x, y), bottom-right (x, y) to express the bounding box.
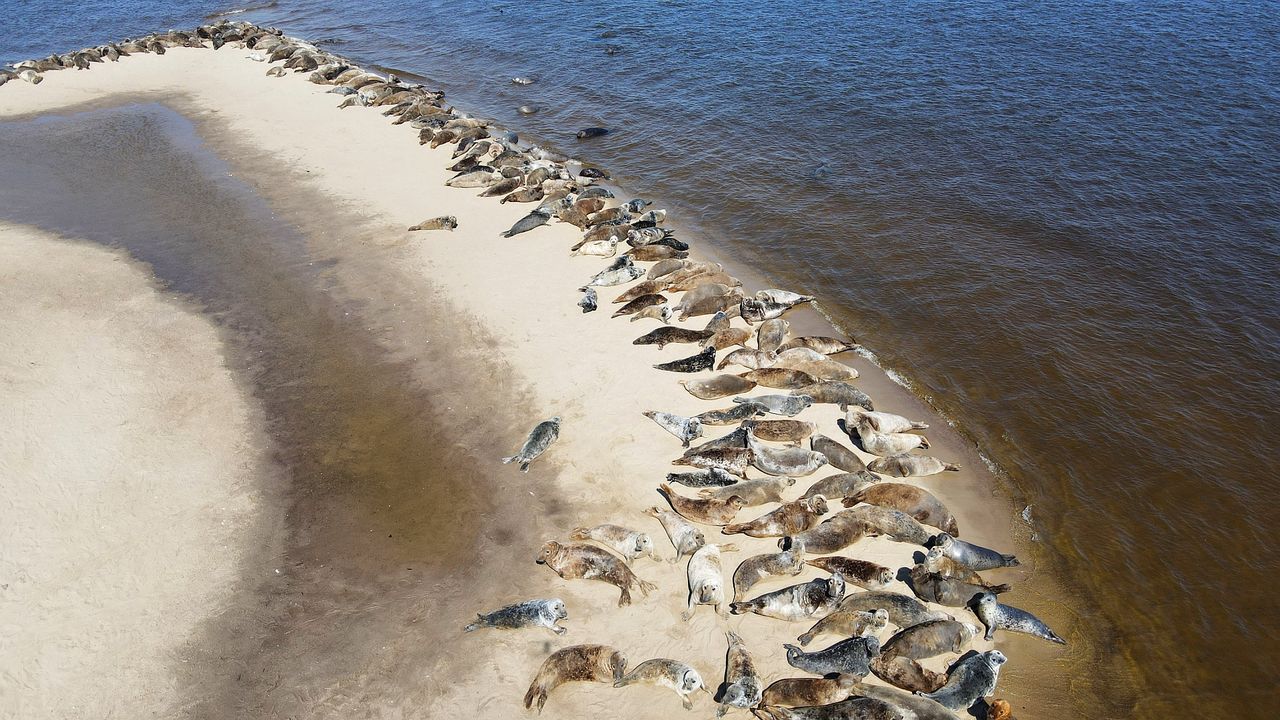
top-left (2, 24), bottom-right (1081, 719)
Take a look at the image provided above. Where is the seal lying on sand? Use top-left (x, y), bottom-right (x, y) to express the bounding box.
top-left (658, 484), bottom-right (746, 526)
top-left (537, 541), bottom-right (657, 607)
top-left (699, 476), bottom-right (794, 505)
top-left (784, 635), bottom-right (881, 678)
top-left (931, 532), bottom-right (1019, 570)
top-left (836, 590), bottom-right (953, 629)
top-left (682, 374), bottom-right (758, 400)
top-left (797, 608), bottom-right (889, 647)
top-left (465, 598), bottom-right (568, 635)
top-left (867, 454), bottom-right (960, 477)
top-left (909, 565), bottom-right (1009, 607)
top-left (524, 644), bottom-right (627, 714)
top-left (880, 619), bottom-right (980, 660)
top-left (804, 556), bottom-right (894, 590)
top-left (730, 573), bottom-right (845, 621)
top-left (801, 470), bottom-right (880, 503)
top-left (869, 654), bottom-right (947, 693)
top-left (667, 467), bottom-right (738, 488)
top-left (718, 630), bottom-right (762, 717)
top-left (408, 215), bottom-right (457, 231)
top-left (645, 506), bottom-right (706, 564)
top-left (759, 675), bottom-right (859, 708)
top-left (845, 484), bottom-right (959, 536)
top-left (684, 543), bottom-right (737, 620)
top-left (920, 650), bottom-right (1007, 711)
top-left (570, 524), bottom-right (661, 563)
top-left (655, 346), bottom-right (717, 373)
top-left (972, 592), bottom-right (1066, 644)
top-left (644, 410), bottom-right (703, 447)
top-left (736, 393), bottom-right (813, 416)
top-left (732, 537), bottom-right (806, 601)
top-left (502, 417), bottom-right (561, 471)
top-left (809, 435), bottom-right (865, 472)
top-left (854, 416), bottom-right (929, 455)
top-left (722, 496), bottom-right (828, 538)
top-left (614, 659), bottom-right (707, 710)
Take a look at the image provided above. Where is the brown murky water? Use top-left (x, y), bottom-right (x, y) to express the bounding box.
top-left (0, 103), bottom-right (554, 716)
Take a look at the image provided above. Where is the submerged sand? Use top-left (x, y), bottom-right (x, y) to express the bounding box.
top-left (0, 43), bottom-right (1070, 719)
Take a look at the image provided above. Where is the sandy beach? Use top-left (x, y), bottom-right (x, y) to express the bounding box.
top-left (0, 36), bottom-right (1071, 719)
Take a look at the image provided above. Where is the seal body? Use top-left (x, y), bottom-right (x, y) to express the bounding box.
top-left (868, 454), bottom-right (960, 477)
top-left (717, 347), bottom-right (778, 370)
top-left (697, 402), bottom-right (767, 425)
top-left (635, 326), bottom-right (712, 348)
top-left (756, 318), bottom-right (791, 353)
top-left (846, 407), bottom-right (928, 434)
top-left (793, 382), bottom-right (874, 411)
top-left (797, 608), bottom-right (889, 646)
top-left (524, 644), bottom-right (626, 713)
top-left (920, 650), bottom-right (1006, 710)
top-left (844, 505), bottom-right (932, 545)
top-left (789, 511), bottom-right (871, 554)
top-left (658, 483), bottom-right (746, 525)
top-left (644, 410), bottom-right (703, 447)
top-left (645, 506), bottom-right (706, 564)
top-left (737, 394), bottom-right (813, 417)
top-left (804, 556), bottom-right (894, 590)
top-left (578, 286), bottom-right (598, 313)
top-left (666, 467), bottom-right (738, 488)
top-left (614, 658), bottom-right (706, 710)
top-left (909, 566), bottom-right (1008, 607)
top-left (836, 590), bottom-right (952, 629)
top-left (700, 476), bottom-right (795, 505)
top-left (759, 675), bottom-right (858, 707)
top-left (933, 533), bottom-right (1019, 570)
top-left (741, 368), bottom-right (818, 390)
top-left (752, 697), bottom-right (900, 720)
top-left (747, 431), bottom-right (829, 476)
top-left (718, 630), bottom-right (762, 717)
top-left (684, 543), bottom-right (734, 619)
top-left (869, 654), bottom-right (946, 693)
top-left (672, 445), bottom-right (751, 478)
top-left (972, 592), bottom-right (1066, 644)
top-left (880, 619), bottom-right (979, 660)
top-left (570, 524), bottom-right (660, 563)
top-left (502, 416), bottom-right (561, 471)
top-left (846, 484), bottom-right (958, 536)
top-left (730, 573), bottom-right (845, 621)
top-left (722, 496), bottom-right (828, 538)
top-left (802, 470), bottom-right (881, 502)
top-left (465, 598), bottom-right (568, 635)
top-left (810, 434), bottom-right (866, 472)
top-left (536, 541), bottom-right (657, 607)
top-left (855, 416), bottom-right (929, 455)
top-left (732, 538), bottom-right (806, 601)
top-left (784, 635), bottom-right (881, 678)
top-left (849, 683), bottom-right (957, 720)
top-left (655, 346), bottom-right (717, 373)
top-left (745, 419), bottom-right (817, 443)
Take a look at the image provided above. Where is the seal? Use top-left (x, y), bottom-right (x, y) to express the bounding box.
top-left (804, 555), bottom-right (894, 590)
top-left (743, 419), bottom-right (816, 443)
top-left (797, 607), bottom-right (889, 647)
top-left (536, 541), bottom-right (658, 607)
top-left (614, 658), bottom-right (707, 710)
top-left (847, 682), bottom-right (957, 720)
top-left (682, 374), bottom-right (758, 400)
top-left (732, 537), bottom-right (806, 601)
top-left (809, 435), bottom-right (867, 472)
top-left (801, 470), bottom-right (881, 503)
top-left (502, 416), bottom-right (561, 472)
top-left (741, 368), bottom-right (819, 390)
top-left (570, 524), bottom-right (661, 563)
top-left (667, 467), bottom-right (738, 488)
top-left (716, 347), bottom-right (777, 371)
top-left (684, 542), bottom-right (737, 620)
top-left (759, 675), bottom-right (858, 708)
top-left (880, 619), bottom-right (980, 660)
top-left (908, 565), bottom-right (1009, 607)
top-left (869, 655), bottom-right (946, 693)
top-left (501, 186), bottom-right (544, 203)
top-left (718, 630), bottom-right (762, 717)
top-left (972, 592), bottom-right (1066, 644)
top-left (631, 304), bottom-right (673, 323)
top-left (922, 546), bottom-right (989, 584)
top-left (465, 598), bottom-right (568, 635)
top-left (502, 209), bottom-right (551, 237)
top-left (574, 237), bottom-right (620, 257)
top-left (702, 326), bottom-right (753, 351)
top-left (844, 505), bottom-right (933, 545)
top-left (698, 402), bottom-right (768, 425)
top-left (752, 697), bottom-right (900, 720)
top-left (836, 590), bottom-right (953, 628)
top-left (771, 348), bottom-right (859, 382)
top-left (793, 382), bottom-right (874, 411)
top-left (644, 410), bottom-right (703, 447)
top-left (932, 532), bottom-right (1019, 570)
top-left (672, 445), bottom-right (752, 478)
top-left (658, 483), bottom-right (746, 525)
top-left (788, 511), bottom-right (871, 554)
top-left (518, 105), bottom-right (539, 115)
top-left (845, 484), bottom-right (959, 536)
top-left (867, 454), bottom-right (961, 477)
top-left (854, 416), bottom-right (929, 455)
top-left (523, 644), bottom-right (627, 714)
top-left (722, 495), bottom-right (828, 538)
top-left (578, 286), bottom-right (598, 313)
top-left (635, 326), bottom-right (713, 348)
top-left (613, 294), bottom-right (667, 317)
top-left (655, 346), bottom-right (717, 373)
top-left (408, 215), bottom-right (457, 231)
top-left (756, 318), bottom-right (791, 354)
top-left (919, 650), bottom-right (1007, 711)
top-left (647, 258), bottom-right (690, 281)
top-left (845, 407), bottom-right (929, 434)
top-left (587, 257), bottom-right (644, 287)
top-left (747, 431), bottom-right (829, 476)
top-left (783, 635), bottom-right (880, 678)
top-left (576, 127), bottom-right (610, 139)
top-left (730, 573), bottom-right (845, 621)
top-left (512, 76), bottom-right (536, 85)
top-left (645, 505), bottom-right (707, 564)
top-left (699, 476), bottom-right (795, 505)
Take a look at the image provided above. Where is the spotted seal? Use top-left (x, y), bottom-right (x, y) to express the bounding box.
top-left (465, 598), bottom-right (568, 635)
top-left (614, 659), bottom-right (707, 710)
top-left (909, 565), bottom-right (1009, 607)
top-left (524, 644), bottom-right (627, 713)
top-left (845, 484), bottom-right (958, 536)
top-left (752, 697), bottom-right (900, 720)
top-left (922, 546), bottom-right (989, 584)
top-left (536, 541), bottom-right (657, 606)
top-left (972, 592), bottom-right (1066, 644)
top-left (756, 318), bottom-right (791, 354)
top-left (645, 505), bottom-right (706, 564)
top-left (718, 630), bottom-right (762, 717)
top-left (730, 573), bottom-right (845, 621)
top-left (699, 476), bottom-right (794, 505)
top-left (667, 467), bottom-right (738, 488)
top-left (797, 607), bottom-right (889, 647)
top-left (836, 590), bottom-right (953, 628)
top-left (502, 209), bottom-right (551, 237)
top-left (613, 293), bottom-right (667, 317)
top-left (793, 382), bottom-right (874, 411)
top-left (743, 419), bottom-right (816, 443)
top-left (919, 650), bottom-right (1007, 711)
top-left (784, 635), bottom-right (880, 678)
top-left (845, 407), bottom-right (929, 434)
top-left (844, 505), bottom-right (933, 545)
top-left (644, 410), bottom-right (703, 447)
top-left (732, 537), bottom-right (807, 601)
top-left (772, 347), bottom-right (859, 381)
top-left (655, 346), bottom-right (717, 373)
top-left (747, 431), bottom-right (829, 476)
top-left (867, 454), bottom-right (960, 477)
top-left (570, 524), bottom-right (661, 563)
top-left (741, 368), bottom-right (819, 390)
top-left (631, 304), bottom-right (673, 323)
top-left (854, 416), bottom-right (929, 455)
top-left (634, 326), bottom-right (713, 348)
top-left (848, 682), bottom-right (957, 720)
top-left (698, 402), bottom-right (768, 425)
top-left (502, 416), bottom-right (560, 471)
top-left (801, 470), bottom-right (881, 503)
top-left (578, 286), bottom-right (598, 313)
top-left (804, 556), bottom-right (894, 590)
top-left (716, 347), bottom-right (778, 371)
top-left (932, 532), bottom-right (1019, 570)
top-left (722, 496), bottom-right (828, 538)
top-left (787, 511), bottom-right (871, 554)
top-left (658, 483), bottom-right (746, 525)
top-left (672, 445), bottom-right (752, 478)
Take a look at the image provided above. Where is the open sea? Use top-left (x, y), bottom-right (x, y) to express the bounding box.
top-left (4, 1), bottom-right (1278, 716)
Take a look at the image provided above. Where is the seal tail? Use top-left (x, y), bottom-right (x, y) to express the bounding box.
top-left (911, 422), bottom-right (930, 430)
top-left (1002, 554), bottom-right (1020, 567)
top-left (637, 578), bottom-right (658, 596)
top-left (988, 583), bottom-right (1012, 594)
top-left (943, 462), bottom-right (962, 471)
top-left (729, 601), bottom-right (754, 615)
top-left (918, 436), bottom-right (931, 449)
top-left (569, 527), bottom-right (591, 541)
top-left (1048, 630), bottom-right (1067, 645)
top-left (501, 454), bottom-right (518, 465)
top-left (796, 630), bottom-right (815, 646)
top-left (520, 461), bottom-right (531, 472)
top-left (721, 523), bottom-right (746, 535)
top-left (524, 682), bottom-right (548, 712)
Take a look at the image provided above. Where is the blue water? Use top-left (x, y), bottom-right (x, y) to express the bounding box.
top-left (4, 1), bottom-right (1279, 717)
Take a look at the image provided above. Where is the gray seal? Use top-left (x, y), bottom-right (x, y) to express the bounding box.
top-left (908, 565), bottom-right (1009, 607)
top-left (804, 556), bottom-right (894, 590)
top-left (697, 402), bottom-right (768, 425)
top-left (732, 537), bottom-right (806, 601)
top-left (919, 650), bottom-right (1006, 711)
top-left (718, 630), bottom-right (762, 717)
top-left (658, 483), bottom-right (746, 525)
top-left (844, 505), bottom-right (933, 545)
top-left (671, 445), bottom-right (751, 478)
top-left (867, 454), bottom-right (960, 477)
top-left (730, 573), bottom-right (845, 621)
top-left (644, 410), bottom-right (703, 447)
top-left (407, 215), bottom-right (458, 231)
top-left (684, 542), bottom-right (736, 619)
top-left (751, 697), bottom-right (900, 720)
top-left (634, 326), bottom-right (713, 348)
top-left (578, 286), bottom-right (598, 313)
top-left (645, 505), bottom-right (706, 564)
top-left (744, 419), bottom-right (817, 443)
top-left (787, 510), bottom-right (871, 554)
top-left (792, 382), bottom-right (874, 411)
top-left (682, 374), bottom-right (758, 400)
top-left (777, 336), bottom-right (858, 355)
top-left (722, 495), bottom-right (828, 538)
top-left (801, 470), bottom-right (881, 503)
top-left (666, 467), bottom-right (738, 488)
top-left (845, 484), bottom-right (958, 536)
top-left (759, 675), bottom-right (859, 708)
top-left (700, 476), bottom-right (795, 506)
top-left (756, 318), bottom-right (791, 353)
top-left (733, 393), bottom-right (813, 416)
top-left (880, 619), bottom-right (980, 661)
top-left (836, 590), bottom-right (953, 629)
top-left (464, 598), bottom-right (568, 635)
top-left (614, 658), bottom-right (707, 710)
top-left (536, 541), bottom-right (657, 607)
top-left (869, 655), bottom-right (946, 693)
top-left (810, 434), bottom-right (866, 472)
top-left (854, 416), bottom-right (929, 455)
top-left (797, 607), bottom-right (889, 647)
top-left (502, 416), bottom-right (561, 471)
top-left (784, 635), bottom-right (881, 678)
top-left (524, 644), bottom-right (626, 714)
top-left (972, 592), bottom-right (1066, 644)
top-left (502, 209), bottom-right (551, 237)
top-left (932, 532), bottom-right (1019, 570)
top-left (570, 524), bottom-right (661, 563)
top-left (655, 346), bottom-right (717, 373)
top-left (849, 682), bottom-right (956, 720)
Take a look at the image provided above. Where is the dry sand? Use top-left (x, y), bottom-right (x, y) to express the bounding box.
top-left (0, 45), bottom-right (1063, 718)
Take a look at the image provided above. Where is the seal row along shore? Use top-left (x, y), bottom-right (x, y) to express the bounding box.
top-left (2, 18), bottom-right (1061, 717)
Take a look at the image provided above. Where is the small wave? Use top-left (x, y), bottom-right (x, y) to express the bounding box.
top-left (205, 1), bottom-right (278, 20)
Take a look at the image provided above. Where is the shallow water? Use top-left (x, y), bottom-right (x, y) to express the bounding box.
top-left (4, 1), bottom-right (1279, 717)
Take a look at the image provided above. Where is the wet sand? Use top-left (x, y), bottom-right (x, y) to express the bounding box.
top-left (1, 45), bottom-right (1070, 718)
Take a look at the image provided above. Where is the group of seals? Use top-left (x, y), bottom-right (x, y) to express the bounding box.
top-left (30, 21), bottom-right (1068, 716)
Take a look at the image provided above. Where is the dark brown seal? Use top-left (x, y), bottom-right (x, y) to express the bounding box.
top-left (523, 644), bottom-right (627, 713)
